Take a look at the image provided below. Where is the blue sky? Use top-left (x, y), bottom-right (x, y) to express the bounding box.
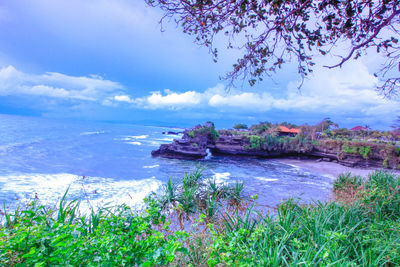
top-left (0, 0), bottom-right (399, 129)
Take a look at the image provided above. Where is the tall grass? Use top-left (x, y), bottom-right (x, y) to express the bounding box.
top-left (208, 171), bottom-right (400, 266)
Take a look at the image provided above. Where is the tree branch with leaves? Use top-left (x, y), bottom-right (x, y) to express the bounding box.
top-left (147, 0), bottom-right (400, 95)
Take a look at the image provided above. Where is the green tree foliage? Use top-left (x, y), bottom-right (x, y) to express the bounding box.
top-left (315, 118), bottom-right (338, 132)
top-left (147, 0), bottom-right (400, 95)
top-left (233, 123), bottom-right (248, 130)
top-left (187, 123), bottom-right (220, 140)
top-left (279, 122), bottom-right (298, 128)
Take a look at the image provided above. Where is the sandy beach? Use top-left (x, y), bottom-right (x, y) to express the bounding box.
top-left (276, 158), bottom-right (398, 179)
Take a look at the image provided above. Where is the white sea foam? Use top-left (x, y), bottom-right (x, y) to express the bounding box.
top-left (212, 172), bottom-right (230, 184)
top-left (323, 174), bottom-right (336, 180)
top-left (285, 163), bottom-right (302, 171)
top-left (148, 141), bottom-right (163, 147)
top-left (255, 177), bottom-right (278, 182)
top-left (117, 135), bottom-right (148, 142)
top-left (80, 131), bottom-right (105, 136)
top-left (143, 164), bottom-right (160, 169)
top-left (129, 135), bottom-right (148, 139)
top-left (155, 137), bottom-right (175, 142)
top-left (0, 173), bottom-right (162, 213)
top-left (126, 141), bottom-right (142, 145)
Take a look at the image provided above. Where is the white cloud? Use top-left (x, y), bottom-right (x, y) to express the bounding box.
top-left (114, 95), bottom-right (134, 103)
top-left (115, 61), bottom-right (399, 122)
top-left (208, 92), bottom-right (274, 110)
top-left (0, 65), bottom-right (124, 101)
top-left (147, 90), bottom-right (202, 107)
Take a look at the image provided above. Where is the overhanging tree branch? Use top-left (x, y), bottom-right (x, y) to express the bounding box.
top-left (147, 0), bottom-right (400, 96)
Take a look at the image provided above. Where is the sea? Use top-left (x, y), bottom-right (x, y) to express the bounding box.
top-left (0, 114), bottom-right (334, 212)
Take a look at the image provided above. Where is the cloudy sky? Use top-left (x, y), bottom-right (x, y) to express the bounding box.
top-left (0, 0), bottom-right (398, 129)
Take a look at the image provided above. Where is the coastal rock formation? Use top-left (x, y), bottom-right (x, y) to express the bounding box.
top-left (151, 123), bottom-right (216, 159)
top-left (152, 124), bottom-right (400, 169)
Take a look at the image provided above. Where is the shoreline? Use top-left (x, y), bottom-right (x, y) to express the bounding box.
top-left (276, 158), bottom-right (395, 179)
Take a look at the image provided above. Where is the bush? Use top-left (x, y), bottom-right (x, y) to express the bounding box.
top-left (188, 124), bottom-right (220, 140)
top-left (334, 172), bottom-right (363, 191)
top-left (188, 130), bottom-right (195, 138)
top-left (343, 145), bottom-right (358, 154)
top-left (249, 135), bottom-right (262, 149)
top-left (358, 146), bottom-right (372, 159)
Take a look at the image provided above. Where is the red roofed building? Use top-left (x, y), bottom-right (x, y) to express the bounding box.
top-left (278, 126), bottom-right (300, 137)
top-left (350, 126), bottom-right (368, 131)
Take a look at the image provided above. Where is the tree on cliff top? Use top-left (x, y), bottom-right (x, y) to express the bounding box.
top-left (233, 123), bottom-right (248, 130)
top-left (146, 0), bottom-right (400, 96)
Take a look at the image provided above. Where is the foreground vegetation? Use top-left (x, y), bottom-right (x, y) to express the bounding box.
top-left (1, 169), bottom-right (400, 266)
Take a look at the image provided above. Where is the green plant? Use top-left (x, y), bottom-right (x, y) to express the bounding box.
top-left (0, 193), bottom-right (184, 266)
top-left (161, 176), bottom-right (178, 208)
top-left (228, 180), bottom-right (245, 206)
top-left (383, 157), bottom-right (389, 168)
top-left (333, 172), bottom-right (363, 191)
top-left (249, 135), bottom-right (262, 150)
top-left (188, 130), bottom-right (195, 138)
top-left (358, 146), bottom-right (372, 159)
top-left (343, 145), bottom-right (358, 154)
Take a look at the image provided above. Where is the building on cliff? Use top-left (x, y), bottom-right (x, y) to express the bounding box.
top-left (277, 126), bottom-right (300, 137)
top-left (350, 126), bottom-right (368, 131)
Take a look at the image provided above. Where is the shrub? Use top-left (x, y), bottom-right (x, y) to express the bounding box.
top-left (362, 171), bottom-right (400, 219)
top-left (189, 124), bottom-right (220, 140)
top-left (358, 146), bottom-right (372, 159)
top-left (249, 135), bottom-right (262, 150)
top-left (334, 172), bottom-right (363, 191)
top-left (0, 192), bottom-right (184, 266)
top-left (188, 130), bottom-right (195, 138)
top-left (343, 145), bottom-right (358, 154)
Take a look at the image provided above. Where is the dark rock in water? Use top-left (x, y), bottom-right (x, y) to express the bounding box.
top-left (316, 158), bottom-right (323, 162)
top-left (322, 157), bottom-right (331, 162)
top-left (168, 131), bottom-right (182, 135)
top-left (151, 143), bottom-right (206, 159)
top-left (162, 131), bottom-right (183, 135)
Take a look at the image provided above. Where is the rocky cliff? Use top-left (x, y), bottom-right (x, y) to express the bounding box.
top-left (152, 124), bottom-right (400, 169)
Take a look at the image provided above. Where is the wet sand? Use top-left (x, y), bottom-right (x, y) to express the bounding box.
top-left (276, 158), bottom-right (397, 179)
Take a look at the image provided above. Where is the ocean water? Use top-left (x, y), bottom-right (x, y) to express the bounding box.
top-left (0, 114), bottom-right (334, 211)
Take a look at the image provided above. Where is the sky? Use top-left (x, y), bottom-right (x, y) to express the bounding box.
top-left (0, 0), bottom-right (399, 129)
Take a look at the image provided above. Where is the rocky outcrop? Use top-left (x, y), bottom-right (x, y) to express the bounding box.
top-left (152, 124), bottom-right (400, 169)
top-left (151, 123), bottom-right (216, 159)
